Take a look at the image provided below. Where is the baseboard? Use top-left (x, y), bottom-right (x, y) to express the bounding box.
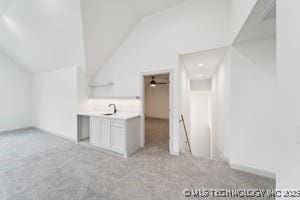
top-left (33, 127), bottom-right (77, 143)
top-left (230, 162), bottom-right (276, 179)
top-left (170, 150), bottom-right (179, 156)
top-left (0, 126), bottom-right (34, 134)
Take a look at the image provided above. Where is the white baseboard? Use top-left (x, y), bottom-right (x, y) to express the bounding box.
top-left (33, 127), bottom-right (77, 143)
top-left (230, 162), bottom-right (276, 179)
top-left (170, 150), bottom-right (179, 156)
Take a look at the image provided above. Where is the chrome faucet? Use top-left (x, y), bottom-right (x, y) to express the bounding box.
top-left (109, 104), bottom-right (117, 114)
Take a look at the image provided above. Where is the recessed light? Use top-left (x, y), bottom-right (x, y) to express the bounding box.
top-left (199, 74), bottom-right (204, 78)
top-left (198, 64), bottom-right (204, 67)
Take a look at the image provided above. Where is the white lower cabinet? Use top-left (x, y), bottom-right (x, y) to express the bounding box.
top-left (100, 119), bottom-right (110, 148)
top-left (89, 116), bottom-right (140, 158)
top-left (110, 127), bottom-right (125, 153)
top-left (90, 116), bottom-right (101, 146)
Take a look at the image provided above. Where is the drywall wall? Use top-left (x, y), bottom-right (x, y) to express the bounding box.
top-left (0, 0), bottom-right (86, 74)
top-left (211, 51), bottom-right (231, 161)
top-left (230, 0), bottom-right (258, 42)
top-left (190, 79), bottom-right (211, 91)
top-left (90, 99), bottom-right (141, 114)
top-left (92, 0), bottom-right (230, 97)
top-left (77, 67), bottom-right (90, 113)
top-left (229, 38), bottom-right (276, 175)
top-left (179, 65), bottom-right (191, 152)
top-left (276, 0), bottom-right (300, 190)
top-left (190, 91), bottom-right (211, 159)
top-left (0, 50), bottom-right (32, 132)
top-left (32, 66), bottom-right (78, 141)
top-left (80, 0), bottom-right (187, 78)
top-left (93, 0), bottom-right (230, 154)
top-left (80, 0), bottom-right (138, 78)
top-left (145, 83), bottom-right (169, 119)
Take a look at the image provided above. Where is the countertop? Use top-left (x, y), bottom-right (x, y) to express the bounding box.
top-left (77, 111), bottom-right (140, 120)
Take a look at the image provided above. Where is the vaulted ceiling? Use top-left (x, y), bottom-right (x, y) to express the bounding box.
top-left (0, 0), bottom-right (85, 74)
top-left (0, 0), bottom-right (187, 76)
top-left (81, 0), bottom-right (187, 78)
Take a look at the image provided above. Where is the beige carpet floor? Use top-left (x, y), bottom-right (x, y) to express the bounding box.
top-left (0, 118), bottom-right (275, 200)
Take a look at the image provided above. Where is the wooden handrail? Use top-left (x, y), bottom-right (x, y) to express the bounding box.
top-left (180, 114), bottom-right (192, 154)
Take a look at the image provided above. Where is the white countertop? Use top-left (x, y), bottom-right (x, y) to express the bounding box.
top-left (78, 111), bottom-right (140, 120)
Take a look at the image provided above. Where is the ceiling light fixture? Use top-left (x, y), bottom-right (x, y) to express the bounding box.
top-left (150, 76), bottom-right (156, 87)
top-left (198, 64), bottom-right (204, 67)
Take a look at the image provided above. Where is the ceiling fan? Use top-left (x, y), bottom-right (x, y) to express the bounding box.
top-left (150, 76), bottom-right (168, 87)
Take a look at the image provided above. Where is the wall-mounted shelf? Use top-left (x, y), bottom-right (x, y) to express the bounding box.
top-left (89, 82), bottom-right (114, 87)
top-left (89, 95), bottom-right (141, 100)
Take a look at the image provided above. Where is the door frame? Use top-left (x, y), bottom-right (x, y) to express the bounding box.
top-left (140, 69), bottom-right (174, 153)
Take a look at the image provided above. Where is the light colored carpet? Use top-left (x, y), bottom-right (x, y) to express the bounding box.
top-left (0, 119), bottom-right (275, 200)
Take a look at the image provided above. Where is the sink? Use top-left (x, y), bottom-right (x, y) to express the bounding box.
top-left (102, 113), bottom-right (114, 116)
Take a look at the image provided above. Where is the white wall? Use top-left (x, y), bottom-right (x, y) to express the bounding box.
top-left (229, 38), bottom-right (276, 175)
top-left (276, 0), bottom-right (300, 190)
top-left (190, 79), bottom-right (211, 91)
top-left (90, 99), bottom-right (141, 114)
top-left (32, 67), bottom-right (78, 141)
top-left (80, 0), bottom-right (138, 78)
top-left (211, 51), bottom-right (231, 160)
top-left (179, 65), bottom-right (191, 152)
top-left (230, 0), bottom-right (258, 42)
top-left (190, 92), bottom-right (211, 159)
top-left (0, 50), bottom-right (32, 132)
top-left (93, 0), bottom-right (230, 154)
top-left (93, 0), bottom-right (230, 97)
top-left (145, 83), bottom-right (169, 119)
top-left (80, 0), bottom-right (187, 78)
top-left (77, 67), bottom-right (90, 113)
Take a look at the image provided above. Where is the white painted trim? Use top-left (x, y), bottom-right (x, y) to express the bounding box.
top-left (140, 69), bottom-right (174, 154)
top-left (0, 127), bottom-right (34, 134)
top-left (230, 162), bottom-right (276, 179)
top-left (34, 127), bottom-right (77, 142)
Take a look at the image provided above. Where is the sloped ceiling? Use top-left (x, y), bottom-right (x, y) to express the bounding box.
top-left (0, 0), bottom-right (187, 76)
top-left (81, 0), bottom-right (187, 78)
top-left (0, 0), bottom-right (86, 74)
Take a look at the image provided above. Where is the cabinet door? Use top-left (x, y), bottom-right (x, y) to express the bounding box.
top-left (100, 119), bottom-right (111, 148)
top-left (110, 127), bottom-right (125, 153)
top-left (90, 117), bottom-right (101, 146)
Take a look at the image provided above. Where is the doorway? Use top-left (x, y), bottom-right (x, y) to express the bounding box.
top-left (141, 72), bottom-right (171, 152)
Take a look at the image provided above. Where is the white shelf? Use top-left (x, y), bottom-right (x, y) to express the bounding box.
top-left (89, 82), bottom-right (114, 87)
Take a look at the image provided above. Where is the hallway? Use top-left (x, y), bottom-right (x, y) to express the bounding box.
top-left (145, 118), bottom-right (169, 152)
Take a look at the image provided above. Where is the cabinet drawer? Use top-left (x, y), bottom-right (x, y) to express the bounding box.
top-left (111, 119), bottom-right (126, 128)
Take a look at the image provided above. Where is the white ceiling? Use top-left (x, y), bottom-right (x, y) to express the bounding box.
top-left (81, 0), bottom-right (187, 78)
top-left (0, 0), bottom-right (187, 76)
top-left (0, 0), bottom-right (86, 74)
top-left (233, 0), bottom-right (276, 44)
top-left (180, 47), bottom-right (229, 80)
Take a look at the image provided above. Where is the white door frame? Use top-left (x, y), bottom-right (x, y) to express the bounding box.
top-left (140, 69), bottom-right (174, 153)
